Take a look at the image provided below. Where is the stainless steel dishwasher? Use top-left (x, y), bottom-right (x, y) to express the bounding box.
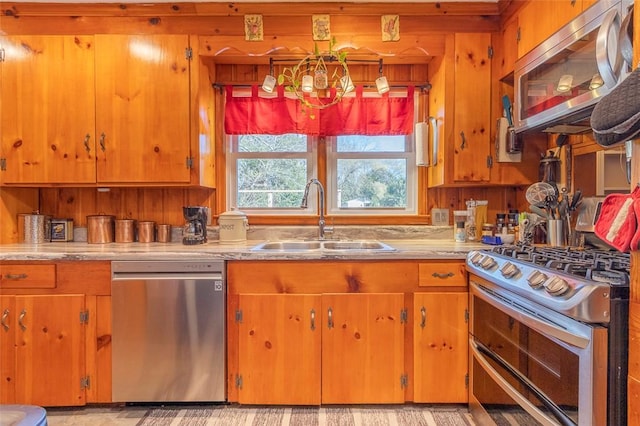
top-left (111, 260), bottom-right (225, 402)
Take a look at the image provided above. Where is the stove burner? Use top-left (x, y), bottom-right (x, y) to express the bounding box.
top-left (589, 269), bottom-right (629, 285)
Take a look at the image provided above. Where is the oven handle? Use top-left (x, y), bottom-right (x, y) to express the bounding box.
top-left (471, 282), bottom-right (590, 349)
top-left (471, 339), bottom-right (577, 426)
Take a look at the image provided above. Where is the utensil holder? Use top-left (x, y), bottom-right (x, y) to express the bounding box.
top-left (547, 219), bottom-right (565, 247)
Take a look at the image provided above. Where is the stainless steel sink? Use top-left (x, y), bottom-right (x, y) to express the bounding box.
top-left (251, 240), bottom-right (396, 252)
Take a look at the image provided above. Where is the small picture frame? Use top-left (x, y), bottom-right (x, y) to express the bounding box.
top-left (381, 15), bottom-right (400, 42)
top-left (312, 15), bottom-right (331, 41)
top-left (244, 14), bottom-right (263, 41)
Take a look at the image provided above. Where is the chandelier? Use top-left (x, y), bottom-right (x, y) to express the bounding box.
top-left (260, 40), bottom-right (388, 110)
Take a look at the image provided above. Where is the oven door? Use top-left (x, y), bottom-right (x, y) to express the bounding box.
top-left (468, 275), bottom-right (608, 426)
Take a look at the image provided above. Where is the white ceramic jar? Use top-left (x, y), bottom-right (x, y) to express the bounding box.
top-left (218, 209), bottom-right (249, 243)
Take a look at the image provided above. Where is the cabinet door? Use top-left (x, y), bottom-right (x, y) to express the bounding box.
top-left (453, 33), bottom-right (491, 183)
top-left (517, 0), bottom-right (582, 59)
top-left (322, 293), bottom-right (405, 404)
top-left (0, 296), bottom-right (16, 403)
top-left (14, 294), bottom-right (86, 406)
top-left (95, 34), bottom-right (191, 184)
top-left (413, 292), bottom-right (468, 403)
top-left (237, 294), bottom-right (321, 405)
top-left (0, 35), bottom-right (96, 184)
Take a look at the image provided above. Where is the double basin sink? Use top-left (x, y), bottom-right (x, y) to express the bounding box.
top-left (251, 239), bottom-right (397, 252)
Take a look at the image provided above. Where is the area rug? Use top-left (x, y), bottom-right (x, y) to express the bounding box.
top-left (45, 404), bottom-right (476, 425)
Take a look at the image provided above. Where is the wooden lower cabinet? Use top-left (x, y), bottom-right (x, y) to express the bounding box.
top-left (322, 293), bottom-right (405, 404)
top-left (236, 293), bottom-right (405, 404)
top-left (0, 260), bottom-right (111, 407)
top-left (412, 292), bottom-right (468, 403)
top-left (237, 294), bottom-right (321, 405)
top-left (0, 294), bottom-right (86, 406)
top-left (228, 260), bottom-right (469, 405)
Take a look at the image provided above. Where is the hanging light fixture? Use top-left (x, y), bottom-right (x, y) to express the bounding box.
top-left (376, 59), bottom-right (389, 94)
top-left (261, 58), bottom-right (276, 93)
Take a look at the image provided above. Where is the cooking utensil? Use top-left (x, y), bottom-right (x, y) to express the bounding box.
top-left (526, 182), bottom-right (556, 207)
top-left (570, 189), bottom-right (583, 211)
top-left (502, 95), bottom-right (513, 126)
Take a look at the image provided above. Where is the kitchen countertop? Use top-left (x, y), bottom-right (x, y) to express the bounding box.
top-left (0, 239), bottom-right (487, 261)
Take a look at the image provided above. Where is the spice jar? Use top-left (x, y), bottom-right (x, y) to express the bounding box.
top-left (496, 213), bottom-right (507, 235)
top-left (453, 210), bottom-right (468, 242)
top-left (482, 223), bottom-right (494, 237)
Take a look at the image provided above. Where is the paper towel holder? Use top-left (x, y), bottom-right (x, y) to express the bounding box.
top-left (416, 116), bottom-right (438, 167)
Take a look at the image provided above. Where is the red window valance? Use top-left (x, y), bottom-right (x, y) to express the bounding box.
top-left (224, 85), bottom-right (415, 136)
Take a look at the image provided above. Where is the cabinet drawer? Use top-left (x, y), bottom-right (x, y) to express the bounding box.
top-left (0, 264), bottom-right (56, 289)
top-left (418, 262), bottom-right (466, 287)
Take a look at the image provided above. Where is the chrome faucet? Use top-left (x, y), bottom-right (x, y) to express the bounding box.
top-left (300, 178), bottom-right (333, 240)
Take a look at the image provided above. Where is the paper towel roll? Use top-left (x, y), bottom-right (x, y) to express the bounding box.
top-left (415, 121), bottom-right (429, 166)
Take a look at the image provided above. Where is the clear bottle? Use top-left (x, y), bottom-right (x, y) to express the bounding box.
top-left (453, 210), bottom-right (468, 242)
top-left (465, 199), bottom-right (477, 241)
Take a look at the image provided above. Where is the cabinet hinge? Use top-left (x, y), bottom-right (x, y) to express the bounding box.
top-left (400, 374), bottom-right (408, 389)
top-left (80, 310), bottom-right (89, 324)
top-left (185, 47), bottom-right (193, 60)
top-left (400, 308), bottom-right (408, 324)
top-left (186, 156), bottom-right (194, 169)
top-left (465, 373), bottom-right (469, 389)
top-left (465, 309), bottom-right (469, 324)
top-left (81, 376), bottom-right (90, 390)
top-left (235, 374), bottom-right (243, 389)
top-left (235, 309), bottom-right (243, 323)
top-left (0, 48), bottom-right (5, 62)
top-left (487, 155), bottom-right (493, 169)
top-left (0, 158), bottom-right (6, 171)
top-left (487, 45), bottom-right (494, 59)
top-left (516, 27), bottom-right (521, 43)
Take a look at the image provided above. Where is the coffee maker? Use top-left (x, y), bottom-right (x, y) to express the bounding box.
top-left (182, 206), bottom-right (208, 245)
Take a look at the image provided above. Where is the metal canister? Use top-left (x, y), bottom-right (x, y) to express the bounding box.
top-left (115, 219), bottom-right (136, 243)
top-left (18, 212), bottom-right (52, 244)
top-left (138, 221), bottom-right (156, 243)
top-left (87, 215), bottom-right (115, 244)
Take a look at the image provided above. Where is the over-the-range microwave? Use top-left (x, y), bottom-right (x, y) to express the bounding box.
top-left (514, 0), bottom-right (634, 135)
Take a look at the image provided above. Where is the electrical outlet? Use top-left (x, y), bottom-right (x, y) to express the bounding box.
top-left (431, 208), bottom-right (450, 226)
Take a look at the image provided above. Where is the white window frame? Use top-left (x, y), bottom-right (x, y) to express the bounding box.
top-left (326, 135), bottom-right (417, 215)
top-left (226, 135), bottom-right (318, 215)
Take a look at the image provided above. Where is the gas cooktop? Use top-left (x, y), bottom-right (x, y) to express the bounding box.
top-left (466, 244), bottom-right (630, 324)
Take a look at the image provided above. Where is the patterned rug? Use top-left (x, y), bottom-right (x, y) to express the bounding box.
top-left (46, 404), bottom-right (476, 426)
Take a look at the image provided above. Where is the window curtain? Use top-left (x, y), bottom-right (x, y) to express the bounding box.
top-left (224, 85), bottom-right (414, 136)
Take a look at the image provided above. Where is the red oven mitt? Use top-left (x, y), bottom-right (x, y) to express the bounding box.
top-left (594, 186), bottom-right (640, 253)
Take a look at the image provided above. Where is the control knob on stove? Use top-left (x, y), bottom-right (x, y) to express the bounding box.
top-left (500, 262), bottom-right (520, 278)
top-left (469, 252), bottom-right (484, 266)
top-left (544, 276), bottom-right (570, 296)
top-left (480, 256), bottom-right (497, 270)
top-left (527, 271), bottom-right (548, 289)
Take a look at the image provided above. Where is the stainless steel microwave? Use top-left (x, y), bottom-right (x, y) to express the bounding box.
top-left (514, 0), bottom-right (634, 134)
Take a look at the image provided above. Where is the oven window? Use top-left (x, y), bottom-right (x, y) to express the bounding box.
top-left (472, 296), bottom-right (579, 424)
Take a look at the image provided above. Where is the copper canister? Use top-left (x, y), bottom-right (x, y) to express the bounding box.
top-left (115, 219), bottom-right (136, 243)
top-left (156, 224), bottom-right (172, 243)
top-left (87, 215), bottom-right (115, 244)
top-left (138, 221), bottom-right (156, 243)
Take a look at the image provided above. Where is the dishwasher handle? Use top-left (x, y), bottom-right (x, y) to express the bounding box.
top-left (112, 272), bottom-right (224, 281)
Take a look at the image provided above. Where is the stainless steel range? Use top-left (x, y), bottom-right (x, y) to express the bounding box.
top-left (466, 245), bottom-right (629, 426)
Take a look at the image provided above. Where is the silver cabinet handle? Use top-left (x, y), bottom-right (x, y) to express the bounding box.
top-left (429, 116), bottom-right (438, 166)
top-left (4, 273), bottom-right (27, 280)
top-left (327, 307), bottom-right (333, 329)
top-left (310, 309), bottom-right (316, 331)
top-left (420, 307), bottom-right (427, 329)
top-left (1, 309), bottom-right (9, 331)
top-left (18, 309), bottom-right (27, 331)
top-left (432, 272), bottom-right (455, 279)
top-left (99, 132), bottom-right (106, 152)
top-left (460, 131), bottom-right (467, 150)
top-left (596, 8), bottom-right (621, 89)
top-left (83, 134), bottom-right (91, 153)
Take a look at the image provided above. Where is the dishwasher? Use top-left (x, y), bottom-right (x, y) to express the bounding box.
top-left (111, 260), bottom-right (226, 402)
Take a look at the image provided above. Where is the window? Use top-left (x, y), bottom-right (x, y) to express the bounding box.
top-left (327, 135), bottom-right (416, 215)
top-left (226, 134), bottom-right (317, 214)
top-left (227, 133), bottom-right (416, 216)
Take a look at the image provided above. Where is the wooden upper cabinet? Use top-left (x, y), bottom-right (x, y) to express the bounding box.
top-left (0, 35), bottom-right (96, 184)
top-left (428, 33), bottom-right (491, 187)
top-left (94, 34), bottom-right (192, 184)
top-left (517, 0), bottom-right (583, 59)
